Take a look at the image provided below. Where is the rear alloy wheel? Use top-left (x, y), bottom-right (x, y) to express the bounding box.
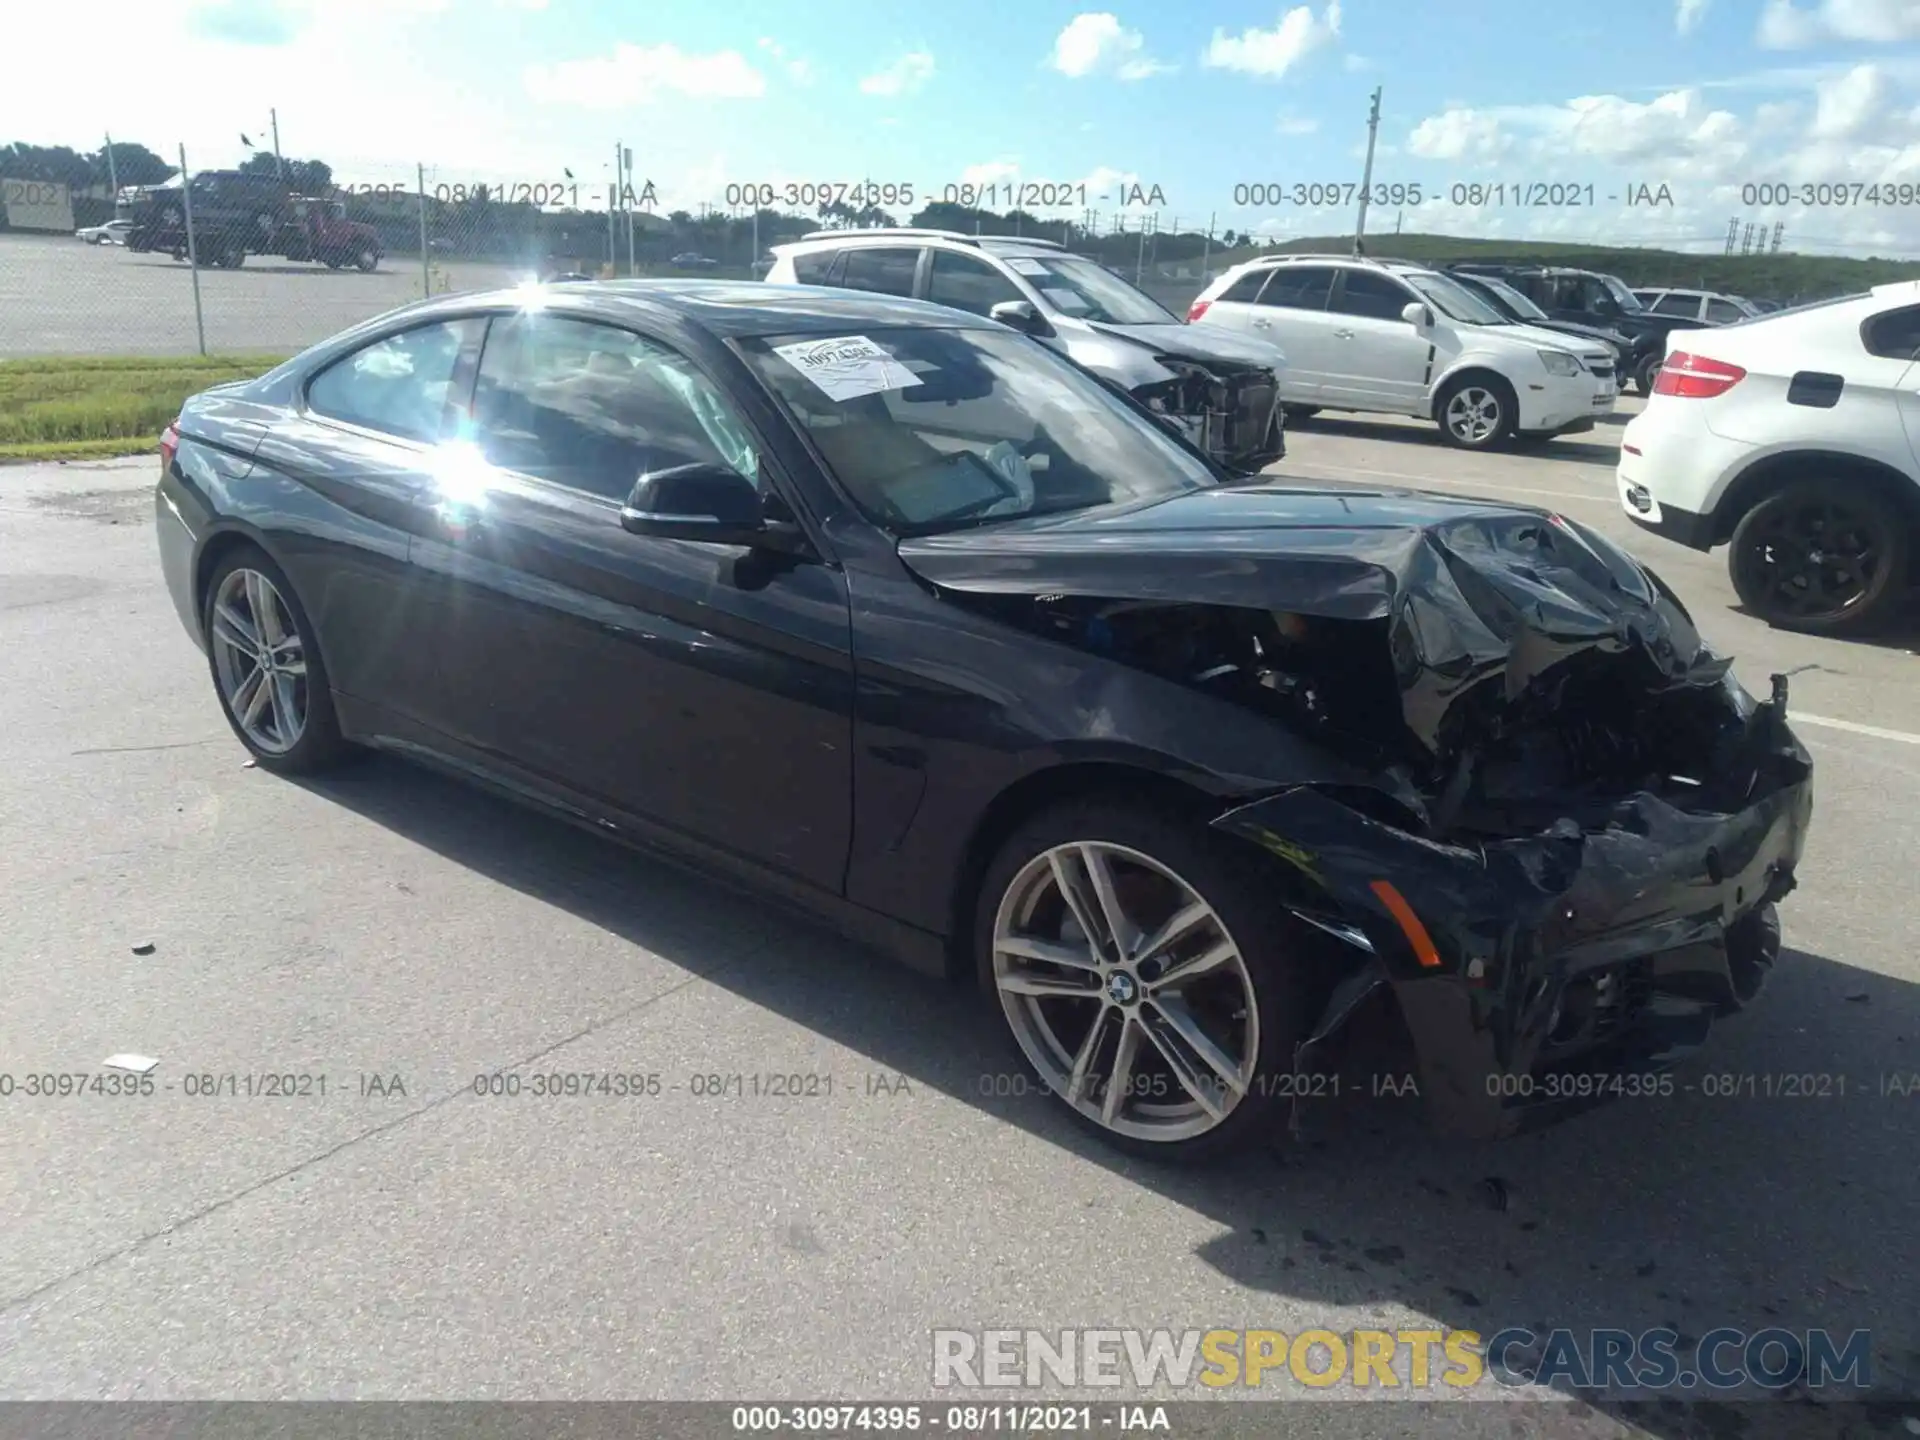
top-left (1437, 376), bottom-right (1515, 449)
top-left (1634, 354), bottom-right (1663, 395)
top-left (356, 247), bottom-right (379, 272)
top-left (1729, 481), bottom-right (1909, 635)
top-left (978, 801), bottom-right (1311, 1162)
top-left (203, 547), bottom-right (351, 773)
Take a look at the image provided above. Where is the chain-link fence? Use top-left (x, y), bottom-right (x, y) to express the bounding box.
top-left (7, 144), bottom-right (1914, 362)
top-left (0, 148), bottom-right (1251, 359)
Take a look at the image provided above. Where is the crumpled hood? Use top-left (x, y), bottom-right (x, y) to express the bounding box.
top-left (898, 480), bottom-right (1726, 760)
top-left (1085, 319), bottom-right (1288, 372)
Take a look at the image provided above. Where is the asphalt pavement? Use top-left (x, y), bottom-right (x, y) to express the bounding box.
top-left (0, 233), bottom-right (529, 357)
top-left (1, 403), bottom-right (1917, 1437)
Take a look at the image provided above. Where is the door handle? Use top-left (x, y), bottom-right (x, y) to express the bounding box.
top-left (1333, 328), bottom-right (1355, 339)
top-left (1252, 318), bottom-right (1272, 328)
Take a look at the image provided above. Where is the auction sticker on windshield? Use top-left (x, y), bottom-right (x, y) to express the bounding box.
top-left (1005, 258), bottom-right (1049, 277)
top-left (773, 335), bottom-right (923, 402)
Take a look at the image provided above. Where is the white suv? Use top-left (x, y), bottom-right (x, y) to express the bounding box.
top-left (764, 228), bottom-right (1290, 473)
top-left (1187, 254), bottom-right (1617, 449)
top-left (1618, 281), bottom-right (1920, 635)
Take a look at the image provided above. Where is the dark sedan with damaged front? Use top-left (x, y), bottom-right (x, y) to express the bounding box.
top-left (153, 280), bottom-right (1813, 1161)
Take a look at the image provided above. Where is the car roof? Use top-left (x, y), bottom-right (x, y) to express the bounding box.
top-left (773, 230), bottom-right (1070, 259)
top-left (403, 279), bottom-right (1001, 341)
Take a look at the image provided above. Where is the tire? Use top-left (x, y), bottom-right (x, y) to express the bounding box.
top-left (356, 247), bottom-right (379, 272)
top-left (1633, 353), bottom-right (1663, 396)
top-left (974, 797), bottom-right (1315, 1164)
top-left (1728, 479), bottom-right (1910, 635)
top-left (201, 545), bottom-right (352, 774)
top-left (1436, 374), bottom-right (1516, 449)
top-left (1282, 405), bottom-right (1320, 422)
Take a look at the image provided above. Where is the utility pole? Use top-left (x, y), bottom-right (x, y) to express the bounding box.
top-left (624, 146), bottom-right (636, 275)
top-left (1770, 220), bottom-right (1784, 254)
top-left (1353, 85), bottom-right (1383, 255)
top-left (270, 108), bottom-right (284, 183)
top-left (613, 140), bottom-right (625, 275)
top-left (1725, 217), bottom-right (1739, 255)
top-left (1201, 212), bottom-right (1214, 278)
top-left (103, 132), bottom-right (119, 203)
top-left (418, 162), bottom-right (431, 295)
top-left (607, 182), bottom-right (617, 269)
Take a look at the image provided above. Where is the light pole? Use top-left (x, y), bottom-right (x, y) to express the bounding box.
top-left (1354, 86), bottom-right (1382, 256)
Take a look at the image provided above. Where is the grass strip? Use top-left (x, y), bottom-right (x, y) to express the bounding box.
top-left (0, 354), bottom-right (286, 462)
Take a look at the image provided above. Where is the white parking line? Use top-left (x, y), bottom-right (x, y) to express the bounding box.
top-left (1794, 713), bottom-right (1920, 747)
top-left (1300, 463), bottom-right (1614, 506)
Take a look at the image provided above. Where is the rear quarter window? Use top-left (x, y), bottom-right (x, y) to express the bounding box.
top-left (789, 249), bottom-right (843, 285)
top-left (1215, 270), bottom-right (1269, 303)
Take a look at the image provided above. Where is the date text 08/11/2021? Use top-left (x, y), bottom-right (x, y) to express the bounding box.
top-left (1229, 181), bottom-right (1677, 209)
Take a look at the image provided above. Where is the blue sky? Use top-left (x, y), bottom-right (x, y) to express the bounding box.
top-left (11, 0), bottom-right (1920, 254)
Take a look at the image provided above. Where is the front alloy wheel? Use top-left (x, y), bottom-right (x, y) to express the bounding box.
top-left (980, 803), bottom-right (1312, 1161)
top-left (1439, 380), bottom-right (1511, 448)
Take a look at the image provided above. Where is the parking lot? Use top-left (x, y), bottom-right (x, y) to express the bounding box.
top-left (2, 232), bottom-right (1199, 359)
top-left (0, 233), bottom-right (531, 358)
top-left (2, 395), bottom-right (1917, 1432)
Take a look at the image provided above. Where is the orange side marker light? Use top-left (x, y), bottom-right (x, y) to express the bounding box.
top-left (1369, 879), bottom-right (1443, 969)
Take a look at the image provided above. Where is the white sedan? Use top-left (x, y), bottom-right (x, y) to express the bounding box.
top-left (75, 220), bottom-right (131, 245)
top-left (1617, 280), bottom-right (1920, 635)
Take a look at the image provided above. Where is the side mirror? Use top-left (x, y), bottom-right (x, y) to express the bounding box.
top-left (1401, 301), bottom-right (1432, 328)
top-left (989, 300), bottom-right (1055, 338)
top-left (620, 462), bottom-right (800, 550)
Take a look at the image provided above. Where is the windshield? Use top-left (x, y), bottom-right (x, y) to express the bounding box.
top-left (740, 326), bottom-right (1216, 535)
top-left (1402, 272), bottom-right (1508, 326)
top-left (1601, 275), bottom-right (1644, 311)
top-left (1478, 275), bottom-right (1548, 321)
top-left (1008, 255), bottom-right (1178, 325)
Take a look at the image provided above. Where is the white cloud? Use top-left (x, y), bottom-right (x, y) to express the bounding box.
top-left (1047, 14), bottom-right (1172, 80)
top-left (1758, 0), bottom-right (1920, 48)
top-left (959, 160), bottom-right (1021, 186)
top-left (1676, 0), bottom-right (1711, 34)
top-left (1813, 62), bottom-right (1898, 137)
top-left (858, 50), bottom-right (934, 97)
top-left (1386, 69), bottom-right (1920, 254)
top-left (756, 37), bottom-right (817, 86)
top-left (523, 43), bottom-right (765, 107)
top-left (1277, 113), bottom-right (1320, 134)
top-left (1203, 2), bottom-right (1342, 80)
top-left (1406, 108), bottom-right (1512, 162)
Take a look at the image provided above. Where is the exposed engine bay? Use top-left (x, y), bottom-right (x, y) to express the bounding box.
top-left (1132, 356), bottom-right (1283, 476)
top-left (958, 589), bottom-right (1776, 842)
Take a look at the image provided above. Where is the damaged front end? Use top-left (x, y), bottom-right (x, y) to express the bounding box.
top-left (908, 498), bottom-right (1815, 1139)
top-left (1133, 356), bottom-right (1285, 476)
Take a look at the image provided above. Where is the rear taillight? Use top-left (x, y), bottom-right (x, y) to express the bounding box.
top-left (160, 422), bottom-right (180, 472)
top-left (1652, 351), bottom-right (1745, 398)
top-left (1186, 299), bottom-right (1212, 323)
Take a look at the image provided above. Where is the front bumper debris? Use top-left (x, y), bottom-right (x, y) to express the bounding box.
top-left (1215, 679), bottom-right (1813, 1139)
top-left (1137, 362), bottom-right (1284, 474)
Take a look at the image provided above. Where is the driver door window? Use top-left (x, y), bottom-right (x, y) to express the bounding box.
top-left (469, 313), bottom-right (761, 501)
top-left (926, 251), bottom-right (1026, 317)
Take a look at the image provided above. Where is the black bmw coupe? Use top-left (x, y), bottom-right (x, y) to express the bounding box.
top-left (155, 281), bottom-right (1812, 1160)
